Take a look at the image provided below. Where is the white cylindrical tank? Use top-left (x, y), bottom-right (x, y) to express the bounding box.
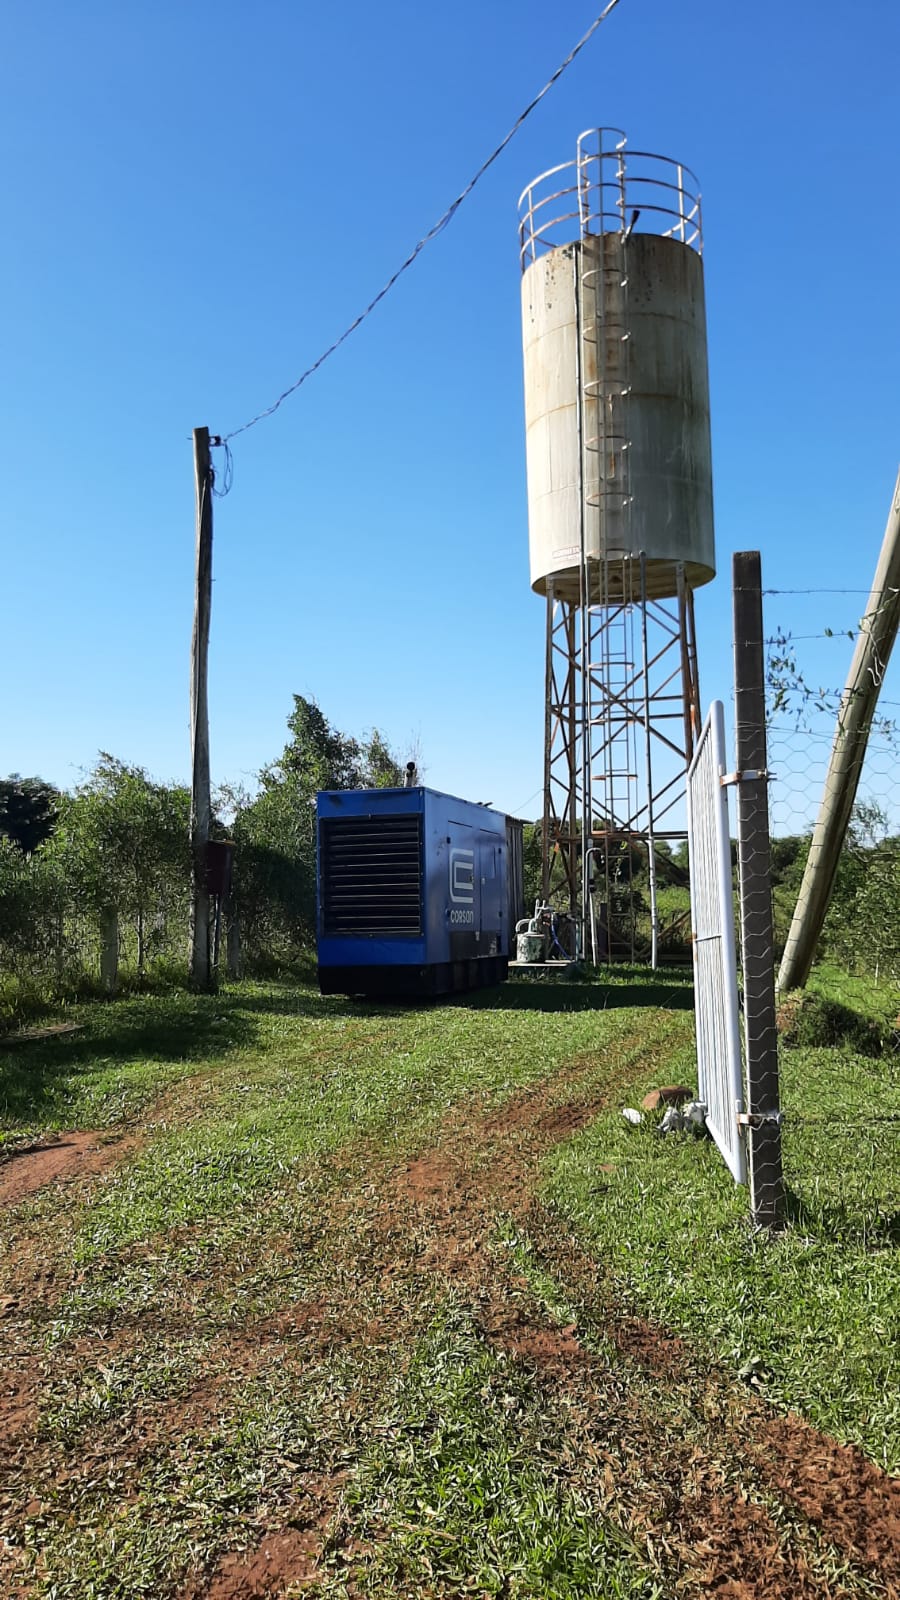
top-left (519, 136), bottom-right (715, 603)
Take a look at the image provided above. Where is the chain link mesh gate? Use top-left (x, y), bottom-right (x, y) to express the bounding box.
top-left (686, 701), bottom-right (746, 1183)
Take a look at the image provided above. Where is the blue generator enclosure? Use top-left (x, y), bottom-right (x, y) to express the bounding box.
top-left (316, 787), bottom-right (514, 997)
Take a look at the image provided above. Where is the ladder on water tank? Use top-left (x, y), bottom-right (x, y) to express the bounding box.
top-left (577, 199), bottom-right (640, 958)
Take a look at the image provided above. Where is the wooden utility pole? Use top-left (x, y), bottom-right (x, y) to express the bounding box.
top-left (190, 426), bottom-right (214, 990)
top-left (778, 467), bottom-right (900, 993)
top-left (733, 551), bottom-right (783, 1229)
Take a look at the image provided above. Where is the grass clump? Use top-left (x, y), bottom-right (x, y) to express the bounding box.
top-left (36, 1338), bottom-right (203, 1447)
top-left (330, 1302), bottom-right (660, 1600)
top-left (778, 991), bottom-right (885, 1055)
top-left (544, 1035), bottom-right (900, 1470)
top-left (58, 982), bottom-right (686, 1257)
top-left (19, 1366), bottom-right (347, 1598)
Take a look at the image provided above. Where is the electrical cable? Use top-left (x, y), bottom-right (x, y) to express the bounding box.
top-left (510, 784), bottom-right (544, 817)
top-left (222, 0), bottom-right (624, 442)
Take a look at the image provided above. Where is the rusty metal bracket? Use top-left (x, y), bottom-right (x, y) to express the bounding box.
top-left (720, 769), bottom-right (770, 786)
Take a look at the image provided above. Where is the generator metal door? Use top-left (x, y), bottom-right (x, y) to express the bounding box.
top-left (447, 821), bottom-right (481, 960)
top-left (478, 831), bottom-right (505, 957)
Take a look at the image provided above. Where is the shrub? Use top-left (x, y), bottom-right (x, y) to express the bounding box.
top-left (778, 992), bottom-right (884, 1056)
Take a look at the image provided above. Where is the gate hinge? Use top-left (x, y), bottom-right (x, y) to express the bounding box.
top-left (720, 769), bottom-right (770, 787)
top-left (736, 1109), bottom-right (784, 1128)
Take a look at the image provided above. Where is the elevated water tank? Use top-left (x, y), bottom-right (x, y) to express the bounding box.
top-left (519, 131), bottom-right (715, 603)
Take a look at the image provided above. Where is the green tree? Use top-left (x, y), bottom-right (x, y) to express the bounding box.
top-left (521, 821), bottom-right (542, 914)
top-left (54, 756), bottom-right (191, 981)
top-left (232, 697), bottom-right (407, 959)
top-left (0, 775), bottom-right (59, 854)
top-left (823, 801), bottom-right (900, 980)
top-left (359, 728), bottom-right (408, 789)
top-left (0, 835), bottom-right (66, 969)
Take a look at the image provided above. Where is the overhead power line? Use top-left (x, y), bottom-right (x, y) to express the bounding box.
top-left (223, 0), bottom-right (624, 442)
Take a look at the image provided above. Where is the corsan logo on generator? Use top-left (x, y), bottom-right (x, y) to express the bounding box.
top-left (449, 849), bottom-right (475, 905)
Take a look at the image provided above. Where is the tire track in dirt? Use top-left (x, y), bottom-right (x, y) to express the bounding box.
top-left (5, 1020), bottom-right (897, 1599)
top-left (0, 1132), bottom-right (140, 1209)
top-left (516, 1203), bottom-right (900, 1593)
top-left (187, 1015), bottom-right (896, 1598)
top-left (0, 1065), bottom-right (230, 1471)
top-left (303, 1019), bottom-right (895, 1598)
top-left (755, 1416), bottom-right (900, 1588)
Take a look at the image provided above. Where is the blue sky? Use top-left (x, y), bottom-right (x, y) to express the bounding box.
top-left (3, 0), bottom-right (899, 821)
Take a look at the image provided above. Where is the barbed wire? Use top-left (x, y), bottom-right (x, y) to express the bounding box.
top-left (221, 1), bottom-right (624, 442)
top-left (763, 588), bottom-right (900, 596)
top-left (765, 633), bottom-right (859, 644)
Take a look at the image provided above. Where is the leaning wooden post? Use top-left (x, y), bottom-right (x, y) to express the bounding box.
top-left (778, 466), bottom-right (900, 992)
top-left (733, 551), bottom-right (783, 1229)
top-left (190, 426), bottom-right (214, 991)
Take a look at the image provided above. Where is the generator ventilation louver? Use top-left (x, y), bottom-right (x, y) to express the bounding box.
top-left (320, 815), bottom-right (424, 936)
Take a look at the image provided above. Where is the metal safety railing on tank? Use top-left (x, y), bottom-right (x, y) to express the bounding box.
top-left (518, 128), bottom-right (703, 269)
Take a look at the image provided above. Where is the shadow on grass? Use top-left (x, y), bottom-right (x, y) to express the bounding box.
top-left (782, 1184), bottom-right (900, 1248)
top-left (462, 972), bottom-right (695, 1014)
top-left (233, 988), bottom-right (430, 1026)
top-left (0, 969), bottom-right (696, 1124)
top-left (302, 967), bottom-right (696, 1017)
top-left (0, 980), bottom-right (371, 1125)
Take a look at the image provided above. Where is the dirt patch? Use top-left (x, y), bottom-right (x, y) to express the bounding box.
top-left (489, 1311), bottom-right (584, 1373)
top-left (178, 1468), bottom-right (352, 1599)
top-left (0, 1355), bottom-right (47, 1454)
top-left (481, 1067), bottom-right (615, 1141)
top-left (756, 1415), bottom-right (900, 1588)
top-left (532, 1096), bottom-right (609, 1142)
top-left (0, 1132), bottom-right (137, 1208)
top-left (400, 1152), bottom-right (455, 1201)
top-left (608, 1312), bottom-right (694, 1380)
top-left (194, 1527), bottom-right (322, 1598)
top-left (676, 1488), bottom-right (835, 1600)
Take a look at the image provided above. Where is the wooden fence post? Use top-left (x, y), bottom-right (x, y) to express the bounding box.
top-left (733, 551), bottom-right (784, 1228)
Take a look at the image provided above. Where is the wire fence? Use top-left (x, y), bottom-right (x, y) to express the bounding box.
top-left (682, 574), bottom-right (900, 1226)
top-left (760, 584), bottom-right (900, 1232)
top-left (765, 586), bottom-right (900, 985)
top-left (0, 892), bottom-right (191, 1012)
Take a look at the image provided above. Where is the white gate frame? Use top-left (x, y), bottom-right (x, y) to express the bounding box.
top-left (686, 701), bottom-right (746, 1183)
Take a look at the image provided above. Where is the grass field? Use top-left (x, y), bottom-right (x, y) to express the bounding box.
top-left (1, 970), bottom-right (897, 1598)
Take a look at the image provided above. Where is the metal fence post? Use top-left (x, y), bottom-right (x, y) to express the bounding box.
top-left (733, 552), bottom-right (784, 1228)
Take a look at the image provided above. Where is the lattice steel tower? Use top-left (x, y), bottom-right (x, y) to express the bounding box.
top-left (518, 130), bottom-right (715, 963)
